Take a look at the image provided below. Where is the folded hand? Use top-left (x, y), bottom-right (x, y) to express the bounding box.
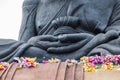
top-left (47, 33), bottom-right (94, 53)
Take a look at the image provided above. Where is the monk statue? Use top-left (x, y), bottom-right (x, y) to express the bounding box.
top-left (0, 0), bottom-right (120, 62)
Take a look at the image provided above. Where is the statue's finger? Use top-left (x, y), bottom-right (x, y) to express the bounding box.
top-left (47, 39), bottom-right (88, 53)
top-left (34, 41), bottom-right (70, 50)
top-left (39, 35), bottom-right (58, 41)
top-left (58, 33), bottom-right (94, 42)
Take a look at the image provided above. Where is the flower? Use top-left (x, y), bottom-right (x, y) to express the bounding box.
top-left (0, 64), bottom-right (4, 70)
top-left (105, 62), bottom-right (114, 70)
top-left (80, 55), bottom-right (120, 72)
top-left (66, 59), bottom-right (78, 66)
top-left (83, 63), bottom-right (96, 72)
top-left (14, 57), bottom-right (38, 68)
top-left (48, 58), bottom-right (61, 63)
top-left (101, 64), bottom-right (107, 70)
top-left (42, 60), bottom-right (49, 64)
top-left (0, 62), bottom-right (9, 70)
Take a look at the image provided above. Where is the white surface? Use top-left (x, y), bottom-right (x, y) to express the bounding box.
top-left (0, 0), bottom-right (24, 40)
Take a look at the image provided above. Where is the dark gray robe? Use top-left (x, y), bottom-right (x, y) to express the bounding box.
top-left (0, 0), bottom-right (120, 62)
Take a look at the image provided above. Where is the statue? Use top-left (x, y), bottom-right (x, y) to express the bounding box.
top-left (0, 0), bottom-right (120, 62)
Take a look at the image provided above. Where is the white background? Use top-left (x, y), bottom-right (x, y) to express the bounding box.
top-left (0, 0), bottom-right (24, 40)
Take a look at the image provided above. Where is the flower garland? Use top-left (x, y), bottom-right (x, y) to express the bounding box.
top-left (80, 55), bottom-right (120, 72)
top-left (0, 55), bottom-right (120, 72)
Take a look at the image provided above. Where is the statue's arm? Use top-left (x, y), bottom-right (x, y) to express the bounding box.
top-left (88, 0), bottom-right (120, 56)
top-left (18, 0), bottom-right (38, 42)
top-left (105, 0), bottom-right (120, 32)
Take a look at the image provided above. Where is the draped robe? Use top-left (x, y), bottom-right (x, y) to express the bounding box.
top-left (0, 0), bottom-right (120, 62)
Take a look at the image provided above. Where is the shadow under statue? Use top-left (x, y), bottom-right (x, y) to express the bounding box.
top-left (0, 0), bottom-right (120, 62)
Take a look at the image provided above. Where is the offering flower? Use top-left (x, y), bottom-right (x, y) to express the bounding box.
top-left (14, 57), bottom-right (38, 68)
top-left (42, 60), bottom-right (49, 64)
top-left (66, 59), bottom-right (78, 66)
top-left (0, 62), bottom-right (9, 70)
top-left (80, 55), bottom-right (120, 72)
top-left (83, 63), bottom-right (96, 72)
top-left (42, 58), bottom-right (61, 64)
top-left (105, 62), bottom-right (114, 70)
top-left (48, 58), bottom-right (61, 63)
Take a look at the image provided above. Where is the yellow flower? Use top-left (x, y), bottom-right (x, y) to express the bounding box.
top-left (80, 57), bottom-right (84, 61)
top-left (83, 63), bottom-right (96, 72)
top-left (85, 57), bottom-right (89, 63)
top-left (101, 64), bottom-right (107, 70)
top-left (101, 63), bottom-right (114, 70)
top-left (26, 57), bottom-right (37, 62)
top-left (0, 64), bottom-right (4, 69)
top-left (106, 63), bottom-right (114, 70)
top-left (48, 58), bottom-right (59, 63)
top-left (67, 63), bottom-right (74, 66)
top-left (33, 62), bottom-right (37, 67)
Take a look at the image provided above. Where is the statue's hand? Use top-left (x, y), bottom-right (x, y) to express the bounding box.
top-left (58, 33), bottom-right (94, 43)
top-left (27, 35), bottom-right (58, 46)
top-left (47, 33), bottom-right (94, 53)
top-left (27, 35), bottom-right (71, 50)
top-left (35, 41), bottom-right (71, 50)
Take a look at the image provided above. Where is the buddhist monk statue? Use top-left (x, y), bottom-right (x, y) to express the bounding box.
top-left (0, 0), bottom-right (120, 62)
